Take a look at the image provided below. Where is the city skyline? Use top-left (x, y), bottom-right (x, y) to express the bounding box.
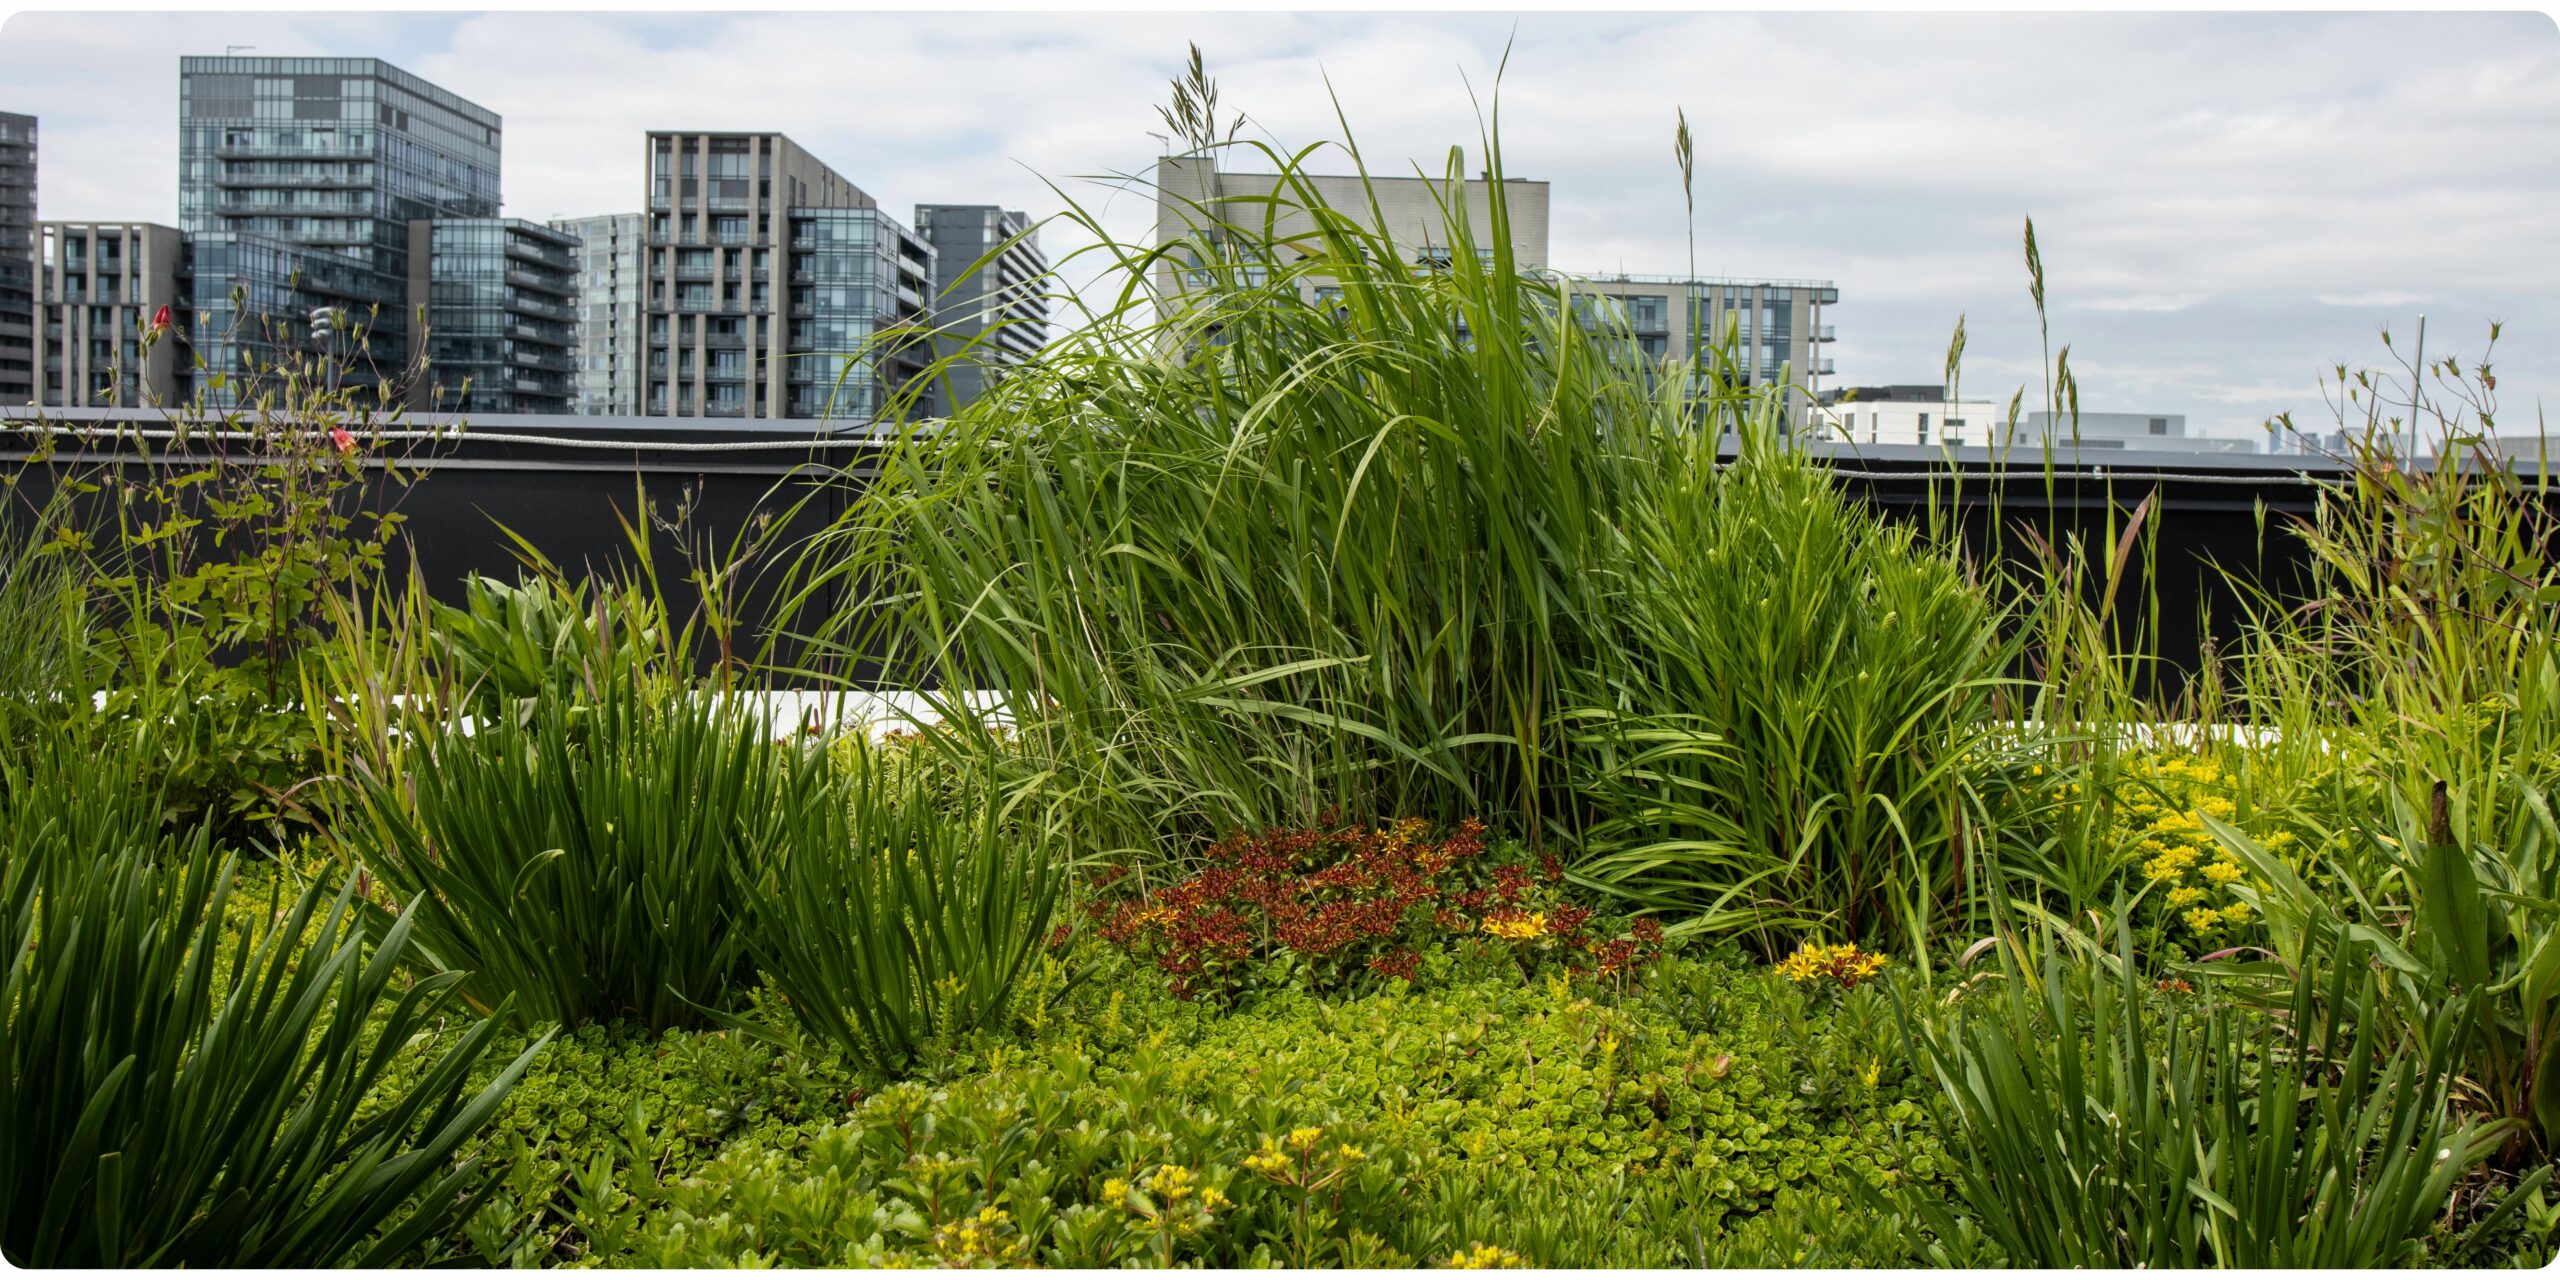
top-left (2, 10), bottom-right (2555, 437)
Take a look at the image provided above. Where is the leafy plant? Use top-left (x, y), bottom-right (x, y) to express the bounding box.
top-left (733, 736), bottom-right (1067, 1072)
top-left (0, 720), bottom-right (546, 1267)
top-left (1890, 915), bottom-right (2536, 1267)
top-left (432, 571), bottom-right (661, 718)
top-left (23, 305), bottom-right (437, 847)
top-left (337, 670), bottom-right (803, 1030)
top-left (1094, 818), bottom-right (1662, 1002)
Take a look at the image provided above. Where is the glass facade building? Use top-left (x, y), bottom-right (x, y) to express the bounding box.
top-left (781, 208), bottom-right (934, 422)
top-left (549, 211), bottom-right (644, 415)
top-left (0, 111), bottom-right (35, 404)
top-left (415, 218), bottom-right (577, 415)
top-left (178, 56), bottom-right (500, 398)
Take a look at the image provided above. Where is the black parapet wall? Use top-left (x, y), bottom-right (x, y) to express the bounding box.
top-left (0, 407), bottom-right (887, 682)
top-left (6, 408), bottom-right (2548, 698)
top-left (1798, 442), bottom-right (2336, 704)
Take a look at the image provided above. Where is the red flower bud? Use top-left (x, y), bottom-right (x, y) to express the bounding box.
top-left (329, 426), bottom-right (356, 455)
top-left (151, 305), bottom-right (173, 333)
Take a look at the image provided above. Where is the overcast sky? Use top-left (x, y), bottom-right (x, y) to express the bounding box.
top-left (4, 9), bottom-right (2554, 439)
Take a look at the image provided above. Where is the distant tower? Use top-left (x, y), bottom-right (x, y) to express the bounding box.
top-left (912, 204), bottom-right (1048, 413)
top-left (178, 56), bottom-right (500, 398)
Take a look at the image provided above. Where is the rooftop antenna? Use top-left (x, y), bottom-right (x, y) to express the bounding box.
top-left (1145, 131), bottom-right (1171, 157)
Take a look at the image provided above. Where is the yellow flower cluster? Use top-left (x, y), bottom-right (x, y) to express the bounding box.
top-left (1243, 1126), bottom-right (1367, 1192)
top-left (2116, 753), bottom-right (2274, 938)
top-left (930, 1205), bottom-right (1023, 1265)
top-left (1446, 1243), bottom-right (1525, 1269)
top-left (1481, 912), bottom-right (1548, 942)
top-left (1773, 941), bottom-right (1890, 989)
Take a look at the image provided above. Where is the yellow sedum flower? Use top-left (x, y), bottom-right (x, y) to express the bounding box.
top-left (1447, 1243), bottom-right (1524, 1269)
top-left (1481, 912), bottom-right (1548, 942)
top-left (1774, 941), bottom-right (1889, 988)
top-left (2182, 906), bottom-right (2222, 934)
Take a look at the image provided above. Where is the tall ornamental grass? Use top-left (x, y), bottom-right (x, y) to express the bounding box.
top-left (1570, 435), bottom-right (2016, 956)
top-left (793, 121), bottom-right (1816, 878)
top-left (2209, 347), bottom-right (2560, 1160)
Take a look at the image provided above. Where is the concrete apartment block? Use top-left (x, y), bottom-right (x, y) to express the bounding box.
top-left (33, 221), bottom-right (188, 408)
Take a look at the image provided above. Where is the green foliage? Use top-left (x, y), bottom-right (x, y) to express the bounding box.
top-left (33, 315), bottom-right (430, 847)
top-left (2212, 784), bottom-right (2560, 1165)
top-left (733, 734), bottom-right (1067, 1072)
top-left (1891, 917), bottom-right (2537, 1267)
top-left (607, 951), bottom-right (1940, 1267)
top-left (0, 717), bottom-right (545, 1267)
top-left (0, 486), bottom-right (92, 733)
top-left (432, 572), bottom-right (660, 718)
top-left (789, 111), bottom-right (1748, 872)
top-left (1571, 443), bottom-right (2012, 954)
top-left (437, 1015), bottom-right (868, 1267)
top-left (2216, 375), bottom-right (2560, 1162)
top-left (338, 672), bottom-right (808, 1030)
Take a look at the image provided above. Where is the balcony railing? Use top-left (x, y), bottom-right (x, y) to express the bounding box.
top-left (211, 143), bottom-right (371, 161)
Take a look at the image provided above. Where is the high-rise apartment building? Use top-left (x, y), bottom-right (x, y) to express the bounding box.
top-left (179, 56), bottom-right (500, 394)
top-left (550, 211), bottom-right (644, 414)
top-left (912, 204), bottom-right (1047, 413)
top-left (1151, 152), bottom-right (1550, 307)
top-left (0, 112), bottom-right (35, 405)
top-left (409, 217), bottom-right (577, 415)
top-left (641, 131), bottom-right (933, 423)
top-left (31, 221), bottom-right (189, 408)
top-left (1569, 274), bottom-right (1838, 404)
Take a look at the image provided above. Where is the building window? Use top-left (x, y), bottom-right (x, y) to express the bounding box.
top-left (2149, 417), bottom-right (2169, 435)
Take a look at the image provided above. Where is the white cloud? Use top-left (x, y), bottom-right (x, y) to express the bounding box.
top-left (1, 9), bottom-right (2552, 438)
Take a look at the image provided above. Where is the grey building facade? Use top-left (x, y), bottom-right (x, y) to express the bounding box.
top-left (410, 217), bottom-right (578, 415)
top-left (32, 221), bottom-right (189, 408)
top-left (642, 131), bottom-right (933, 423)
top-left (1151, 152), bottom-right (1550, 310)
top-left (178, 56), bottom-right (500, 395)
top-left (0, 112), bottom-right (34, 405)
top-left (550, 211), bottom-right (645, 415)
top-left (1569, 273), bottom-right (1838, 423)
top-left (912, 204), bottom-right (1047, 413)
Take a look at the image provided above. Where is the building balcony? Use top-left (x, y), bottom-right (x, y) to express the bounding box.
top-left (511, 296), bottom-right (575, 323)
top-left (214, 170), bottom-right (374, 190)
top-left (211, 143), bottom-right (371, 161)
top-left (505, 267), bottom-right (573, 296)
top-left (503, 239), bottom-right (574, 271)
top-left (1814, 324), bottom-right (1836, 343)
top-left (509, 356), bottom-right (577, 378)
